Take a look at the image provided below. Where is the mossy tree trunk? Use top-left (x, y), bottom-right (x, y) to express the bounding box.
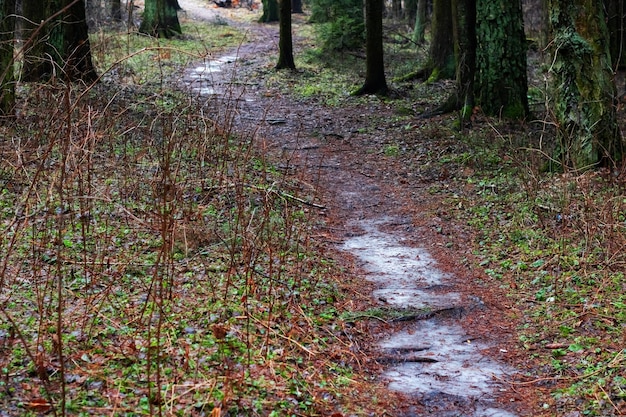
top-left (22, 0), bottom-right (97, 82)
top-left (412, 0), bottom-right (427, 44)
top-left (260, 0), bottom-right (279, 22)
top-left (548, 0), bottom-right (623, 169)
top-left (139, 0), bottom-right (182, 38)
top-left (354, 0), bottom-right (388, 95)
top-left (427, 0), bottom-right (455, 81)
top-left (474, 0), bottom-right (528, 118)
top-left (276, 0), bottom-right (295, 69)
top-left (0, 0), bottom-right (14, 117)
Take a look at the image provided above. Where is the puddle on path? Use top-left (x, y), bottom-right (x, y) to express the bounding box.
top-left (185, 55), bottom-right (246, 97)
top-left (342, 218), bottom-right (518, 416)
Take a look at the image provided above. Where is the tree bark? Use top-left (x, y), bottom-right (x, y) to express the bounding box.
top-left (276, 0), bottom-right (295, 69)
top-left (412, 0), bottom-right (427, 44)
top-left (111, 0), bottom-right (122, 21)
top-left (291, 0), bottom-right (302, 13)
top-left (354, 0), bottom-right (388, 95)
top-left (427, 0), bottom-right (455, 80)
top-left (474, 0), bottom-right (528, 118)
top-left (259, 0), bottom-right (279, 22)
top-left (0, 0), bottom-right (15, 117)
top-left (139, 0), bottom-right (182, 38)
top-left (604, 0), bottom-right (626, 69)
top-left (548, 0), bottom-right (623, 169)
top-left (21, 0), bottom-right (98, 83)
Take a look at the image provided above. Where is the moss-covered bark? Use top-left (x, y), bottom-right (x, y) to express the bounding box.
top-left (139, 0), bottom-right (182, 38)
top-left (276, 0), bottom-right (295, 69)
top-left (260, 0), bottom-right (279, 22)
top-left (475, 0), bottom-right (528, 119)
top-left (412, 0), bottom-right (427, 44)
top-left (0, 0), bottom-right (14, 117)
top-left (427, 0), bottom-right (455, 80)
top-left (549, 0), bottom-right (623, 169)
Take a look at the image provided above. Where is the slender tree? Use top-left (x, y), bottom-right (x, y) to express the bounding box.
top-left (412, 0), bottom-right (428, 44)
top-left (0, 0), bottom-right (15, 117)
top-left (139, 0), bottom-right (182, 38)
top-left (548, 0), bottom-right (623, 168)
top-left (354, 0), bottom-right (388, 95)
top-left (276, 0), bottom-right (295, 69)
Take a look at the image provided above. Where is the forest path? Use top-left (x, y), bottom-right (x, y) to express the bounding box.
top-left (175, 1), bottom-right (534, 415)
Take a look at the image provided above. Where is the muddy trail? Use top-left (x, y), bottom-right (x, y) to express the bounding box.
top-left (177, 1), bottom-right (536, 415)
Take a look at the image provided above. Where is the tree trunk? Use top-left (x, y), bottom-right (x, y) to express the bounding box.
top-left (259, 0), bottom-right (279, 22)
top-left (354, 0), bottom-right (388, 95)
top-left (405, 0), bottom-right (417, 22)
top-left (21, 0), bottom-right (46, 81)
top-left (0, 0), bottom-right (15, 117)
top-left (64, 0), bottom-right (98, 82)
top-left (548, 0), bottom-right (623, 169)
top-left (111, 0), bottom-right (122, 21)
top-left (139, 0), bottom-right (182, 38)
top-left (427, 0), bottom-right (455, 80)
top-left (22, 0), bottom-right (98, 82)
top-left (291, 0), bottom-right (302, 13)
top-left (276, 0), bottom-right (295, 69)
top-left (604, 0), bottom-right (626, 69)
top-left (413, 0), bottom-right (427, 44)
top-left (453, 0), bottom-right (476, 121)
top-left (391, 0), bottom-right (402, 18)
top-left (474, 0), bottom-right (528, 118)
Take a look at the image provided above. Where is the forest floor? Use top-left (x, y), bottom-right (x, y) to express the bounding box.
top-left (1, 1), bottom-right (625, 416)
top-left (175, 1), bottom-right (552, 416)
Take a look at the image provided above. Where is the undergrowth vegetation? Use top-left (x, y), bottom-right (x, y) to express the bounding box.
top-left (277, 14), bottom-right (626, 415)
top-left (0, 18), bottom-right (371, 417)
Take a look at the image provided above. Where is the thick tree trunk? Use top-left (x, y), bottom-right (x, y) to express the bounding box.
top-left (427, 0), bottom-right (455, 80)
top-left (259, 0), bottom-right (279, 22)
top-left (549, 0), bottom-right (623, 169)
top-left (276, 0), bottom-right (295, 69)
top-left (354, 0), bottom-right (388, 95)
top-left (139, 0), bottom-right (182, 38)
top-left (475, 0), bottom-right (528, 118)
top-left (22, 0), bottom-right (98, 82)
top-left (0, 0), bottom-right (15, 117)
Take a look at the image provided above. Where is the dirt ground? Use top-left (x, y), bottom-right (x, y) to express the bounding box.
top-left (177, 1), bottom-right (552, 415)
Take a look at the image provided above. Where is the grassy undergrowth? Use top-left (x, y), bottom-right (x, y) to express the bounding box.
top-left (429, 124), bottom-right (626, 416)
top-left (0, 20), bottom-right (374, 417)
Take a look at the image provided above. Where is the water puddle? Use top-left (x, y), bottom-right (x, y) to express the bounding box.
top-left (342, 218), bottom-right (517, 416)
top-left (185, 55), bottom-right (240, 96)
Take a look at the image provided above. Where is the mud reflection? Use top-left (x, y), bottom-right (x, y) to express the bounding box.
top-left (342, 219), bottom-right (518, 417)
